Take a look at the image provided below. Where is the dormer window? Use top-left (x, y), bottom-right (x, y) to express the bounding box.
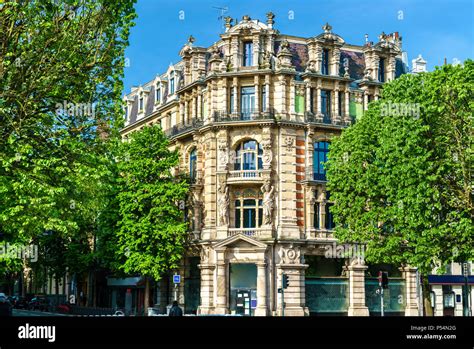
top-left (378, 57), bottom-right (385, 82)
top-left (139, 95), bottom-right (144, 111)
top-left (124, 105), bottom-right (128, 121)
top-left (243, 41), bottom-right (253, 67)
top-left (169, 75), bottom-right (175, 94)
top-left (156, 87), bottom-right (161, 104)
top-left (322, 49), bottom-right (330, 75)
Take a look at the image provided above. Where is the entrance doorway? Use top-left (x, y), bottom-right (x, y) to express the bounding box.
top-left (229, 263), bottom-right (257, 316)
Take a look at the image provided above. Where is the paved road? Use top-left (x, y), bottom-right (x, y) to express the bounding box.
top-left (13, 309), bottom-right (68, 317)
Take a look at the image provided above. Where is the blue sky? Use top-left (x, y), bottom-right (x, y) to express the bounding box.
top-left (123, 0), bottom-right (474, 94)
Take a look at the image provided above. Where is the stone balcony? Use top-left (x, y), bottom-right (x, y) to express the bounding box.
top-left (227, 227), bottom-right (273, 239)
top-left (227, 169), bottom-right (264, 184)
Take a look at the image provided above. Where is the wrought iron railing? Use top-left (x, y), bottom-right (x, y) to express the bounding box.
top-left (227, 227), bottom-right (271, 238)
top-left (164, 118), bottom-right (203, 137)
top-left (213, 108), bottom-right (275, 122)
top-left (305, 113), bottom-right (332, 124)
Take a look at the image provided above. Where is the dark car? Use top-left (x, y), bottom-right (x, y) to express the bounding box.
top-left (28, 297), bottom-right (50, 311)
top-left (0, 296), bottom-right (12, 316)
top-left (12, 296), bottom-right (29, 309)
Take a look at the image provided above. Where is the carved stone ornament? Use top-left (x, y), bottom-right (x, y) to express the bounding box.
top-left (279, 245), bottom-right (301, 264)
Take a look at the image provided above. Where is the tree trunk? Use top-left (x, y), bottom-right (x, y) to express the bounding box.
top-left (422, 275), bottom-right (434, 316)
top-left (144, 277), bottom-right (150, 316)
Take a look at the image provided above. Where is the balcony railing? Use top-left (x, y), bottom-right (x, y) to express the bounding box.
top-left (228, 227), bottom-right (272, 238)
top-left (165, 118), bottom-right (203, 137)
top-left (213, 108), bottom-right (275, 122)
top-left (305, 112), bottom-right (332, 124)
top-left (228, 170), bottom-right (263, 182)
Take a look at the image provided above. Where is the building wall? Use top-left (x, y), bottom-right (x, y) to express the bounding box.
top-left (122, 14), bottom-right (418, 316)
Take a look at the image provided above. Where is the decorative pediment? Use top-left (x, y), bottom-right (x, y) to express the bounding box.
top-left (226, 15), bottom-right (270, 34)
top-left (313, 23), bottom-right (345, 45)
top-left (214, 234), bottom-right (268, 250)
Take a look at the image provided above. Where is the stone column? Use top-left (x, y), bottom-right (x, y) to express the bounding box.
top-left (265, 75), bottom-right (271, 112)
top-left (232, 77), bottom-right (238, 116)
top-left (179, 102), bottom-right (185, 125)
top-left (277, 246), bottom-right (309, 316)
top-left (255, 262), bottom-right (268, 316)
top-left (289, 82), bottom-right (296, 120)
top-left (222, 78), bottom-right (228, 113)
top-left (344, 89), bottom-right (351, 124)
top-left (215, 257), bottom-right (228, 314)
top-left (347, 262), bottom-right (369, 316)
top-left (198, 260), bottom-right (215, 315)
top-left (197, 91), bottom-right (202, 119)
top-left (363, 91), bottom-right (369, 111)
top-left (305, 83), bottom-right (312, 115)
top-left (252, 35), bottom-right (260, 67)
top-left (191, 94), bottom-right (197, 120)
top-left (402, 266), bottom-right (420, 316)
top-left (184, 99), bottom-right (189, 124)
top-left (316, 84), bottom-right (322, 121)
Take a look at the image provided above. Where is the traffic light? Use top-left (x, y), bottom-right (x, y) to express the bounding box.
top-left (378, 271), bottom-right (389, 289)
top-left (282, 273), bottom-right (289, 289)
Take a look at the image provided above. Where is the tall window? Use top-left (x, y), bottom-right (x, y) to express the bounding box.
top-left (189, 148), bottom-right (197, 182)
top-left (235, 198), bottom-right (263, 228)
top-left (240, 86), bottom-right (255, 120)
top-left (235, 140), bottom-right (263, 171)
top-left (378, 58), bottom-right (385, 82)
top-left (230, 90), bottom-right (235, 113)
top-left (310, 88), bottom-right (314, 113)
top-left (325, 191), bottom-right (335, 230)
top-left (243, 42), bottom-right (253, 67)
top-left (313, 141), bottom-right (329, 181)
top-left (124, 105), bottom-right (128, 120)
top-left (139, 96), bottom-right (144, 110)
top-left (156, 87), bottom-right (161, 104)
top-left (321, 90), bottom-right (331, 121)
top-left (170, 76), bottom-right (175, 94)
top-left (261, 87), bottom-right (266, 112)
top-left (338, 91), bottom-right (343, 115)
top-left (313, 202), bottom-right (320, 229)
top-left (322, 49), bottom-right (330, 75)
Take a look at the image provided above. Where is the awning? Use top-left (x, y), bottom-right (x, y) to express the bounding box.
top-left (428, 275), bottom-right (474, 285)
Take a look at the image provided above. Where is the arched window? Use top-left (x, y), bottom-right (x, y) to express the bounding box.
top-left (189, 148), bottom-right (197, 182)
top-left (234, 140), bottom-right (263, 172)
top-left (313, 141), bottom-right (330, 181)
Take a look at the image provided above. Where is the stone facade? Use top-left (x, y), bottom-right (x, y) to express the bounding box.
top-left (121, 14), bottom-right (419, 316)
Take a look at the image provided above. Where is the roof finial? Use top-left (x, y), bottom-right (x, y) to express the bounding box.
top-left (322, 22), bottom-right (332, 33)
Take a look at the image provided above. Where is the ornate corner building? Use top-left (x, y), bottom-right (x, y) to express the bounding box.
top-left (121, 14), bottom-right (420, 316)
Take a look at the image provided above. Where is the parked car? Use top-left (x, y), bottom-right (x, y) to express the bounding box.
top-left (28, 297), bottom-right (50, 311)
top-left (0, 296), bottom-right (12, 316)
top-left (12, 296), bottom-right (29, 309)
top-left (57, 303), bottom-right (71, 314)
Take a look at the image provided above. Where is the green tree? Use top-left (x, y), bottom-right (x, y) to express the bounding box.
top-left (0, 0), bottom-right (136, 293)
top-left (326, 61), bottom-right (474, 313)
top-left (116, 125), bottom-right (189, 311)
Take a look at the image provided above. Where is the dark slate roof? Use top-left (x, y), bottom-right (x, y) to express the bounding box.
top-left (145, 85), bottom-right (155, 115)
top-left (129, 95), bottom-right (138, 124)
top-left (340, 50), bottom-right (365, 80)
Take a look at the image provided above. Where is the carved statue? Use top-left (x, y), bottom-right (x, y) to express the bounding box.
top-left (217, 183), bottom-right (229, 226)
top-left (261, 181), bottom-right (275, 226)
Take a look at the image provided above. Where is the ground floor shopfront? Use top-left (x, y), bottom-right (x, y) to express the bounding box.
top-left (170, 234), bottom-right (420, 316)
